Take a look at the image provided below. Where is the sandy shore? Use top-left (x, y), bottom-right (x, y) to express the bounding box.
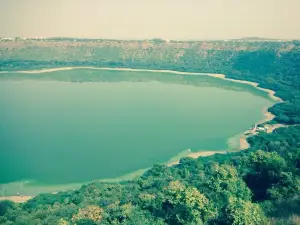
top-left (260, 107), bottom-right (276, 124)
top-left (167, 151), bottom-right (225, 166)
top-left (236, 107), bottom-right (275, 152)
top-left (239, 135), bottom-right (250, 150)
top-left (208, 74), bottom-right (283, 102)
top-left (168, 104), bottom-right (278, 166)
top-left (266, 124), bottom-right (289, 133)
top-left (167, 133), bottom-right (250, 167)
top-left (1, 67), bottom-right (205, 75)
top-left (0, 196), bottom-right (33, 203)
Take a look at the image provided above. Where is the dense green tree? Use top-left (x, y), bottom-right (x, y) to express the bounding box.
top-left (243, 150), bottom-right (287, 201)
top-left (221, 197), bottom-right (266, 225)
top-left (200, 163), bottom-right (252, 210)
top-left (161, 181), bottom-right (216, 224)
top-left (0, 201), bottom-right (15, 217)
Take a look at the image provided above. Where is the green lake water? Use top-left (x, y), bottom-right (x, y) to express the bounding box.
top-left (0, 68), bottom-right (275, 195)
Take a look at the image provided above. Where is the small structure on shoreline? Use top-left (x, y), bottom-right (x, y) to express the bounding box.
top-left (244, 123), bottom-right (267, 135)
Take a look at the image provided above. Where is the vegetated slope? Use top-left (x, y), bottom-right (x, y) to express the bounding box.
top-left (0, 38), bottom-right (299, 225)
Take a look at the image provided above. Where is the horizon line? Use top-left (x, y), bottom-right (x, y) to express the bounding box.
top-left (0, 36), bottom-right (298, 42)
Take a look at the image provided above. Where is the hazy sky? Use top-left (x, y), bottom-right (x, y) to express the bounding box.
top-left (1, 0), bottom-right (299, 40)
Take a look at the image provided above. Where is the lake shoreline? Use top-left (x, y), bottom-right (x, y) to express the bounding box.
top-left (0, 66), bottom-right (283, 102)
top-left (0, 66), bottom-right (283, 202)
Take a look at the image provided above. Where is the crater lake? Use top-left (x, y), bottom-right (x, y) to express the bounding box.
top-left (0, 68), bottom-right (276, 195)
